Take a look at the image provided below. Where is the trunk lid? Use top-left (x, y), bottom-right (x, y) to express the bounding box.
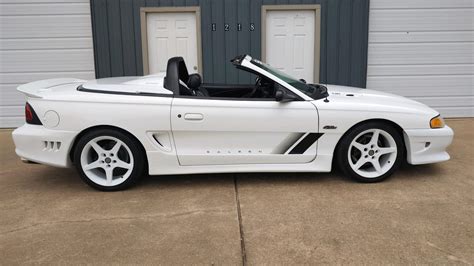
top-left (17, 78), bottom-right (86, 98)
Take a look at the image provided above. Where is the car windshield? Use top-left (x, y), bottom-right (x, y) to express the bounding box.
top-left (250, 59), bottom-right (315, 97)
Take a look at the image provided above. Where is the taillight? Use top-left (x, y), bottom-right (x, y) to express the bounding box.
top-left (25, 103), bottom-right (42, 125)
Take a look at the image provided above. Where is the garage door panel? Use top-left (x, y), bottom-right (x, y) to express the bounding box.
top-left (366, 75), bottom-right (474, 97)
top-left (368, 64), bottom-right (474, 76)
top-left (0, 49), bottom-right (94, 72)
top-left (369, 9), bottom-right (474, 32)
top-left (0, 3), bottom-right (90, 15)
top-left (370, 0), bottom-right (474, 9)
top-left (0, 71), bottom-right (94, 85)
top-left (369, 31), bottom-right (474, 43)
top-left (0, 0), bottom-right (88, 3)
top-left (0, 106), bottom-right (22, 117)
top-left (368, 43), bottom-right (474, 65)
top-left (0, 85), bottom-right (24, 106)
top-left (0, 1), bottom-right (95, 128)
top-left (0, 117), bottom-right (24, 128)
top-left (411, 96), bottom-right (474, 108)
top-left (0, 37), bottom-right (93, 50)
top-left (434, 106), bottom-right (474, 117)
top-left (0, 15), bottom-right (92, 38)
top-left (368, 0), bottom-right (473, 117)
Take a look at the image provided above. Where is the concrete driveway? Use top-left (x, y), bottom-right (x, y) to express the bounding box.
top-left (0, 119), bottom-right (473, 265)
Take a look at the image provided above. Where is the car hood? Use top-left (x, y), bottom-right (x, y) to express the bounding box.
top-left (317, 84), bottom-right (438, 116)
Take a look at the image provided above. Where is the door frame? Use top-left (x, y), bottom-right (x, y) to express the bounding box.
top-left (140, 6), bottom-right (203, 75)
top-left (261, 5), bottom-right (321, 82)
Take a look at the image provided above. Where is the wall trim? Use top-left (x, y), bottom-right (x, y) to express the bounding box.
top-left (261, 4), bottom-right (321, 83)
top-left (140, 6), bottom-right (203, 75)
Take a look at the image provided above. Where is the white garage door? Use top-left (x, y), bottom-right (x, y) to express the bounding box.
top-left (0, 0), bottom-right (95, 128)
top-left (367, 0), bottom-right (474, 117)
top-left (265, 10), bottom-right (316, 83)
top-left (146, 12), bottom-right (199, 74)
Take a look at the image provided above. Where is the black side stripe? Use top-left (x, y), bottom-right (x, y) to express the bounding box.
top-left (288, 133), bottom-right (324, 154)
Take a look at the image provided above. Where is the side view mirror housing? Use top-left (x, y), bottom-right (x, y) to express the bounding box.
top-left (275, 86), bottom-right (298, 102)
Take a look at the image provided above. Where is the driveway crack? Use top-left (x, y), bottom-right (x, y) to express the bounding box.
top-left (234, 175), bottom-right (247, 266)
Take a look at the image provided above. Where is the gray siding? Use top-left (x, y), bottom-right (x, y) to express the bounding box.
top-left (90, 0), bottom-right (369, 87)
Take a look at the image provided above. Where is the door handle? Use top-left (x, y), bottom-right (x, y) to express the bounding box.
top-left (184, 113), bottom-right (203, 121)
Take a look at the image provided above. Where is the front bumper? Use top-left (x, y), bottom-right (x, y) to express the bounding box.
top-left (403, 126), bottom-right (454, 165)
top-left (12, 124), bottom-right (77, 168)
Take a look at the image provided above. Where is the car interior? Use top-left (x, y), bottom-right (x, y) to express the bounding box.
top-left (164, 56), bottom-right (292, 100)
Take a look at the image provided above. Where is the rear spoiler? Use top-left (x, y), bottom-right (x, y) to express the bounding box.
top-left (17, 78), bottom-right (86, 98)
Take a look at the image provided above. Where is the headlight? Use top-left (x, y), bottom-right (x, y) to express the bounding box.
top-left (430, 115), bottom-right (445, 129)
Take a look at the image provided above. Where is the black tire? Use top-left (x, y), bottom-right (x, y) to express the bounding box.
top-left (73, 129), bottom-right (146, 191)
top-left (336, 122), bottom-right (404, 183)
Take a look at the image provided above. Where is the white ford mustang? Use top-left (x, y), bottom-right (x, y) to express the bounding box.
top-left (13, 55), bottom-right (453, 191)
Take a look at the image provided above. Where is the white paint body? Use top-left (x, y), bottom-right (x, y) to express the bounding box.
top-left (265, 9), bottom-right (315, 83)
top-left (12, 57), bottom-right (453, 176)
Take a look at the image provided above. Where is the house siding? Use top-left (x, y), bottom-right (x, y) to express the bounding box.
top-left (90, 0), bottom-right (370, 87)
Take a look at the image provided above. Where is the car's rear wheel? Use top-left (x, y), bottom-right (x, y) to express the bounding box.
top-left (74, 129), bottom-right (145, 191)
top-left (337, 122), bottom-right (404, 182)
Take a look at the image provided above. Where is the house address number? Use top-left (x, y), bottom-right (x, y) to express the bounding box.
top-left (211, 23), bottom-right (255, 31)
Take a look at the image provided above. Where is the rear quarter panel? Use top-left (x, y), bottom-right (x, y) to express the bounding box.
top-left (28, 93), bottom-right (172, 152)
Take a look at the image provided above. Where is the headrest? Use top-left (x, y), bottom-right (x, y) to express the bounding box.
top-left (187, 73), bottom-right (202, 89)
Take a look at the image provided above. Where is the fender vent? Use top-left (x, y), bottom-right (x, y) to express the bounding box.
top-left (150, 132), bottom-right (172, 152)
top-left (43, 141), bottom-right (61, 152)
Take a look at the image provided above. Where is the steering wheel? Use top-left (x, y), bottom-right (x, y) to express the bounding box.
top-left (256, 76), bottom-right (275, 98)
top-left (242, 77), bottom-right (260, 98)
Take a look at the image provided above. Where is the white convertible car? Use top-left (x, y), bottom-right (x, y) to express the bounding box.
top-left (13, 55), bottom-right (453, 190)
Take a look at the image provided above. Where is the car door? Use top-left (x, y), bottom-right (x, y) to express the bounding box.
top-left (170, 97), bottom-right (319, 166)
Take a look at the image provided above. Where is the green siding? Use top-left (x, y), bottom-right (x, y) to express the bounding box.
top-left (90, 0), bottom-right (370, 87)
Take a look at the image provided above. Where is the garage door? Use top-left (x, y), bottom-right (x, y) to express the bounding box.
top-left (0, 0), bottom-right (95, 128)
top-left (145, 11), bottom-right (199, 74)
top-left (367, 0), bottom-right (474, 117)
top-left (264, 9), bottom-right (318, 83)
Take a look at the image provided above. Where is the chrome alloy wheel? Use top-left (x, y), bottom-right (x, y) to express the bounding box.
top-left (80, 136), bottom-right (134, 187)
top-left (347, 129), bottom-right (398, 179)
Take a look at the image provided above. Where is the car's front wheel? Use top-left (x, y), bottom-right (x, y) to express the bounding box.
top-left (336, 122), bottom-right (404, 182)
top-left (74, 129), bottom-right (146, 191)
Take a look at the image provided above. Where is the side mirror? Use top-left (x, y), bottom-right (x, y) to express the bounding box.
top-left (275, 88), bottom-right (285, 102)
top-left (275, 87), bottom-right (298, 102)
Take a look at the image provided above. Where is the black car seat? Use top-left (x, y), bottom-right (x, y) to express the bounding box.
top-left (187, 73), bottom-right (209, 97)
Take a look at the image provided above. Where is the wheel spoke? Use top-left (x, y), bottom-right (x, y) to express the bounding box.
top-left (372, 160), bottom-right (382, 173)
top-left (115, 159), bottom-right (132, 170)
top-left (90, 141), bottom-right (105, 155)
top-left (352, 142), bottom-right (366, 152)
top-left (379, 147), bottom-right (396, 155)
top-left (352, 157), bottom-right (367, 170)
top-left (370, 130), bottom-right (380, 144)
top-left (105, 168), bottom-right (114, 184)
top-left (84, 160), bottom-right (102, 171)
top-left (110, 141), bottom-right (122, 154)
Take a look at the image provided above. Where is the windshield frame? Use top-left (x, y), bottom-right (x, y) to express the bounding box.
top-left (249, 59), bottom-right (316, 95)
top-left (232, 55), bottom-right (314, 101)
